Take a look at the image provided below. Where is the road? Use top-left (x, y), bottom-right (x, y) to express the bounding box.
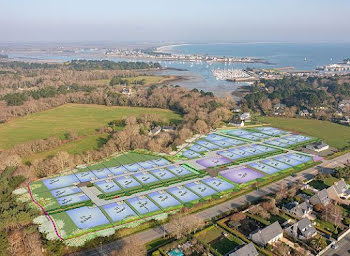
top-left (73, 153), bottom-right (350, 256)
top-left (324, 231), bottom-right (350, 256)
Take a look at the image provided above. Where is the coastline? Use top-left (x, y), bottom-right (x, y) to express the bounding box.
top-left (154, 43), bottom-right (190, 54)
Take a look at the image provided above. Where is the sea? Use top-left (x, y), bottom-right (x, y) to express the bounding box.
top-left (7, 42), bottom-right (350, 96)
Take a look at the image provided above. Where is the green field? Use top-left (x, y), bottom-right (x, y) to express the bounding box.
top-left (258, 116), bottom-right (350, 149)
top-left (0, 103), bottom-right (182, 151)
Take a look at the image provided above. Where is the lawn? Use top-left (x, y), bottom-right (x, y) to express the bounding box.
top-left (100, 75), bottom-right (175, 86)
top-left (257, 116), bottom-right (350, 149)
top-left (0, 103), bottom-right (182, 150)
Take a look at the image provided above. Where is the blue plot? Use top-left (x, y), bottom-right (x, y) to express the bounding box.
top-left (133, 172), bottom-right (160, 184)
top-left (262, 159), bottom-right (291, 170)
top-left (114, 176), bottom-right (142, 189)
top-left (148, 191), bottom-right (181, 209)
top-left (151, 158), bottom-right (171, 167)
top-left (274, 155), bottom-right (302, 166)
top-left (150, 169), bottom-right (176, 181)
top-left (228, 148), bottom-right (253, 157)
top-left (66, 206), bottom-right (110, 229)
top-left (166, 165), bottom-right (193, 176)
top-left (202, 177), bottom-right (235, 192)
top-left (186, 182), bottom-right (217, 198)
top-left (95, 180), bottom-right (122, 193)
top-left (108, 166), bottom-right (128, 176)
top-left (251, 132), bottom-right (270, 139)
top-left (204, 134), bottom-right (227, 141)
top-left (240, 146), bottom-right (264, 155)
top-left (124, 163), bottom-right (143, 172)
top-left (238, 134), bottom-right (261, 141)
top-left (75, 171), bottom-right (97, 182)
top-left (57, 193), bottom-right (90, 206)
top-left (226, 129), bottom-right (250, 136)
top-left (223, 138), bottom-right (245, 145)
top-left (265, 140), bottom-right (289, 147)
top-left (279, 138), bottom-right (297, 145)
top-left (217, 150), bottom-right (241, 160)
top-left (50, 186), bottom-right (81, 198)
top-left (196, 140), bottom-right (220, 150)
top-left (250, 144), bottom-right (276, 153)
top-left (168, 186), bottom-right (200, 203)
top-left (92, 168), bottom-right (112, 179)
top-left (102, 202), bottom-right (137, 223)
top-left (43, 174), bottom-right (79, 190)
top-left (127, 197), bottom-right (160, 215)
top-left (212, 139), bottom-right (233, 148)
top-left (182, 150), bottom-right (201, 159)
top-left (248, 162), bottom-right (280, 174)
top-left (190, 144), bottom-right (208, 153)
top-left (138, 161), bottom-right (158, 169)
top-left (255, 127), bottom-right (286, 136)
top-left (286, 153), bottom-right (311, 163)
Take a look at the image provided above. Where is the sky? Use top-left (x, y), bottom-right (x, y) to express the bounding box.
top-left (1, 0), bottom-right (350, 43)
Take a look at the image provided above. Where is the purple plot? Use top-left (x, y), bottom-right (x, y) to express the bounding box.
top-left (148, 191), bottom-right (181, 209)
top-left (57, 193), bottom-right (90, 206)
top-left (95, 180), bottom-right (122, 193)
top-left (220, 167), bottom-right (265, 184)
top-left (66, 206), bottom-right (110, 229)
top-left (196, 156), bottom-right (232, 168)
top-left (92, 168), bottom-right (112, 179)
top-left (102, 202), bottom-right (137, 223)
top-left (182, 150), bottom-right (201, 159)
top-left (75, 171), bottom-right (97, 182)
top-left (108, 166), bottom-right (128, 176)
top-left (167, 186), bottom-right (200, 203)
top-left (133, 172), bottom-right (160, 184)
top-left (50, 186), bottom-right (81, 198)
top-left (127, 196), bottom-right (160, 215)
top-left (43, 174), bottom-right (79, 190)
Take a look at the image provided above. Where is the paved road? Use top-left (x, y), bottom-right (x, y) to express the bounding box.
top-left (73, 153), bottom-right (350, 256)
top-left (324, 232), bottom-right (350, 256)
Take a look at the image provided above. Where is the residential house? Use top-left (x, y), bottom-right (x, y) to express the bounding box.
top-left (121, 87), bottom-right (133, 96)
top-left (229, 119), bottom-right (245, 127)
top-left (228, 243), bottom-right (258, 256)
top-left (306, 141), bottom-right (329, 152)
top-left (273, 103), bottom-right (286, 116)
top-left (149, 126), bottom-right (161, 136)
top-left (249, 221), bottom-right (283, 246)
top-left (340, 116), bottom-right (350, 125)
top-left (310, 189), bottom-right (331, 206)
top-left (339, 99), bottom-right (350, 110)
top-left (162, 126), bottom-right (176, 132)
top-left (299, 109), bottom-right (311, 117)
top-left (285, 218), bottom-right (317, 240)
top-left (240, 112), bottom-right (251, 122)
top-left (327, 179), bottom-right (350, 201)
top-left (283, 200), bottom-right (313, 218)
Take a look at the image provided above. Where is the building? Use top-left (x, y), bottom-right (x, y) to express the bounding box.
top-left (249, 221), bottom-right (283, 246)
top-left (283, 200), bottom-right (313, 218)
top-left (310, 189), bottom-right (331, 206)
top-left (340, 116), bottom-right (350, 125)
top-left (149, 126), bottom-right (161, 136)
top-left (228, 243), bottom-right (258, 256)
top-left (240, 112), bottom-right (251, 122)
top-left (339, 99), bottom-right (350, 110)
top-left (229, 119), bottom-right (245, 127)
top-left (327, 179), bottom-right (350, 201)
top-left (299, 109), bottom-right (311, 117)
top-left (285, 218), bottom-right (317, 240)
top-left (121, 87), bottom-right (133, 96)
top-left (273, 103), bottom-right (286, 116)
top-left (162, 126), bottom-right (176, 132)
top-left (306, 141), bottom-right (329, 152)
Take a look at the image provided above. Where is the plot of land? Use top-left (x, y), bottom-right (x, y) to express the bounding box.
top-left (258, 116), bottom-right (350, 149)
top-left (0, 103), bottom-right (181, 150)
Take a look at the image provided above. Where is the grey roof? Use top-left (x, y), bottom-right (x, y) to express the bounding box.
top-left (287, 218), bottom-right (317, 239)
top-left (308, 141), bottom-right (328, 150)
top-left (228, 243), bottom-right (258, 256)
top-left (333, 179), bottom-right (347, 195)
top-left (250, 221), bottom-right (283, 246)
top-left (310, 188), bottom-right (330, 205)
top-left (285, 201), bottom-right (312, 218)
